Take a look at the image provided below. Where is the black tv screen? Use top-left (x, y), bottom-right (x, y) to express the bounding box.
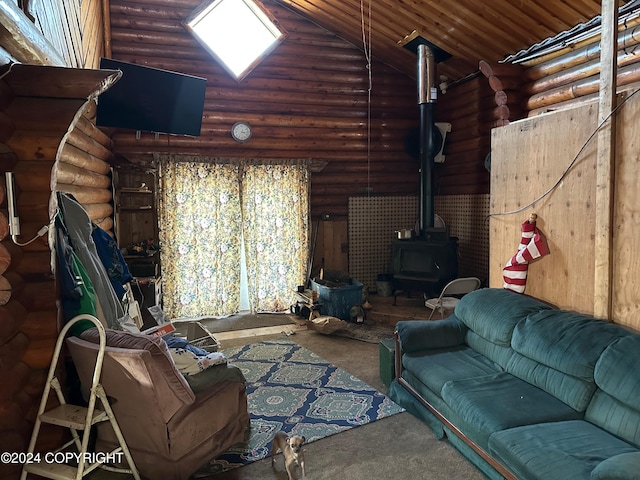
top-left (96, 58), bottom-right (207, 136)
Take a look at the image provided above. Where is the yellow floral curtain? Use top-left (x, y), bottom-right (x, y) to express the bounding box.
top-left (242, 160), bottom-right (310, 312)
top-left (156, 155), bottom-right (309, 318)
top-left (157, 156), bottom-right (242, 318)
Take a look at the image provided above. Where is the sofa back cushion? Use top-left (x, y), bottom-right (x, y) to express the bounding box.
top-left (586, 335), bottom-right (640, 448)
top-left (507, 310), bottom-right (630, 411)
top-left (455, 289), bottom-right (552, 347)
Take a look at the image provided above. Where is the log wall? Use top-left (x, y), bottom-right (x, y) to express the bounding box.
top-left (435, 75), bottom-right (493, 195)
top-left (104, 0), bottom-right (493, 283)
top-left (521, 18), bottom-right (640, 115)
top-left (104, 0), bottom-right (428, 219)
top-left (0, 64), bottom-right (117, 480)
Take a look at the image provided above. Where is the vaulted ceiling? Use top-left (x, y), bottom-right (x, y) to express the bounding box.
top-left (277, 0), bottom-right (628, 82)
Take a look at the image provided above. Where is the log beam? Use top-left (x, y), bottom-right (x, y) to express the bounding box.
top-left (0, 0), bottom-right (66, 66)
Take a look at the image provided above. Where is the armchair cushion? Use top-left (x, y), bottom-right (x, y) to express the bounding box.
top-left (79, 327), bottom-right (195, 404)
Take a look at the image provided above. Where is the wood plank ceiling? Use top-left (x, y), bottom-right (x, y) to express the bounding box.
top-left (278, 0), bottom-right (628, 82)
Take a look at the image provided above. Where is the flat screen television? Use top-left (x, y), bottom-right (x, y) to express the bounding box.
top-left (96, 58), bottom-right (207, 136)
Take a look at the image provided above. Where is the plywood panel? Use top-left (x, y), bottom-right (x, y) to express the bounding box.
top-left (489, 104), bottom-right (598, 314)
top-left (612, 89), bottom-right (640, 331)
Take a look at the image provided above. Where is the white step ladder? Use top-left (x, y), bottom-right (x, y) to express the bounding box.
top-left (21, 314), bottom-right (140, 480)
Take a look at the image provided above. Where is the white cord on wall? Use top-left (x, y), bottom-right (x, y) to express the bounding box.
top-left (360, 0), bottom-right (372, 196)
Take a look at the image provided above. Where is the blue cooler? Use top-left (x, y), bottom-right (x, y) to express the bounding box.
top-left (311, 278), bottom-right (363, 321)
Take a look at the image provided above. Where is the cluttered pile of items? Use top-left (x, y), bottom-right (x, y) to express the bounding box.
top-left (290, 270), bottom-right (393, 343)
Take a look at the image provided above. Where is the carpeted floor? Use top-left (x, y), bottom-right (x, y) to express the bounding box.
top-left (86, 329), bottom-right (485, 480)
top-left (193, 339), bottom-right (404, 477)
top-left (202, 331), bottom-right (485, 480)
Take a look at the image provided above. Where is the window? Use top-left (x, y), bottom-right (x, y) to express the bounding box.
top-left (184, 0), bottom-right (287, 81)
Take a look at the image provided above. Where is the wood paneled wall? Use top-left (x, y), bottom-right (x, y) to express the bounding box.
top-left (490, 87), bottom-right (640, 332)
top-left (28, 0), bottom-right (105, 68)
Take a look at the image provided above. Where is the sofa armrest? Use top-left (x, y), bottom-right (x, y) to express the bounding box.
top-left (591, 452), bottom-right (640, 480)
top-left (395, 316), bottom-right (467, 353)
top-left (184, 363), bottom-right (247, 394)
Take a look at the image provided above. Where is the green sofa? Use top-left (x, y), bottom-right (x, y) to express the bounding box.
top-left (389, 288), bottom-right (640, 480)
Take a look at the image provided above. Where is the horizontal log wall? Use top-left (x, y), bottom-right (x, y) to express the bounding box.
top-left (105, 0), bottom-right (494, 290)
top-left (522, 19), bottom-right (640, 115)
top-left (435, 76), bottom-right (493, 195)
top-left (106, 0), bottom-right (493, 220)
top-left (0, 63), bottom-right (115, 480)
top-left (54, 101), bottom-right (116, 233)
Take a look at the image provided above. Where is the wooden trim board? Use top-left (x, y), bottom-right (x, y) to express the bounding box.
top-left (214, 323), bottom-right (308, 342)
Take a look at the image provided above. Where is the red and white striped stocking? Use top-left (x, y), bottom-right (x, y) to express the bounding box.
top-left (503, 217), bottom-right (549, 294)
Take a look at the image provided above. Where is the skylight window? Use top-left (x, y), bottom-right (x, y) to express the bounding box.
top-left (185, 0), bottom-right (287, 81)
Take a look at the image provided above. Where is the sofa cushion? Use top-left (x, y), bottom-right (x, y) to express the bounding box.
top-left (506, 310), bottom-right (630, 412)
top-left (488, 420), bottom-right (638, 480)
top-left (80, 327), bottom-right (195, 404)
top-left (591, 452), bottom-right (640, 480)
top-left (402, 345), bottom-right (501, 395)
top-left (511, 310), bottom-right (629, 380)
top-left (465, 330), bottom-right (515, 369)
top-left (506, 351), bottom-right (595, 412)
top-left (454, 288), bottom-right (552, 346)
top-left (441, 372), bottom-right (582, 448)
top-left (586, 335), bottom-right (640, 448)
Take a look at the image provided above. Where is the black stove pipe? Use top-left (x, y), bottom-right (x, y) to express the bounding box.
top-left (417, 44), bottom-right (437, 236)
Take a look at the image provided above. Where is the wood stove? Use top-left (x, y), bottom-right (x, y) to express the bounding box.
top-left (391, 231), bottom-right (458, 302)
top-left (391, 43), bottom-right (458, 302)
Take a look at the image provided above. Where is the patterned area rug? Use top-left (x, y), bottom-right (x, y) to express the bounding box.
top-left (193, 339), bottom-right (404, 477)
top-left (330, 322), bottom-right (395, 343)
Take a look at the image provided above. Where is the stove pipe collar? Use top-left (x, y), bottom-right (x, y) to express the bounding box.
top-left (418, 44), bottom-right (437, 105)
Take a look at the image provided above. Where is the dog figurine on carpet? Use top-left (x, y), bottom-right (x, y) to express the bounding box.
top-left (270, 431), bottom-right (306, 479)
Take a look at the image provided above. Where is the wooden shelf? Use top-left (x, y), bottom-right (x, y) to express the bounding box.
top-left (113, 167), bottom-right (161, 310)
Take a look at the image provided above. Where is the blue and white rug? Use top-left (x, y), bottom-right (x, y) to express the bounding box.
top-left (194, 339), bottom-right (404, 476)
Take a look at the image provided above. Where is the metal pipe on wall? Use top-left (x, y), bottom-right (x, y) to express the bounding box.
top-left (418, 44), bottom-right (437, 236)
